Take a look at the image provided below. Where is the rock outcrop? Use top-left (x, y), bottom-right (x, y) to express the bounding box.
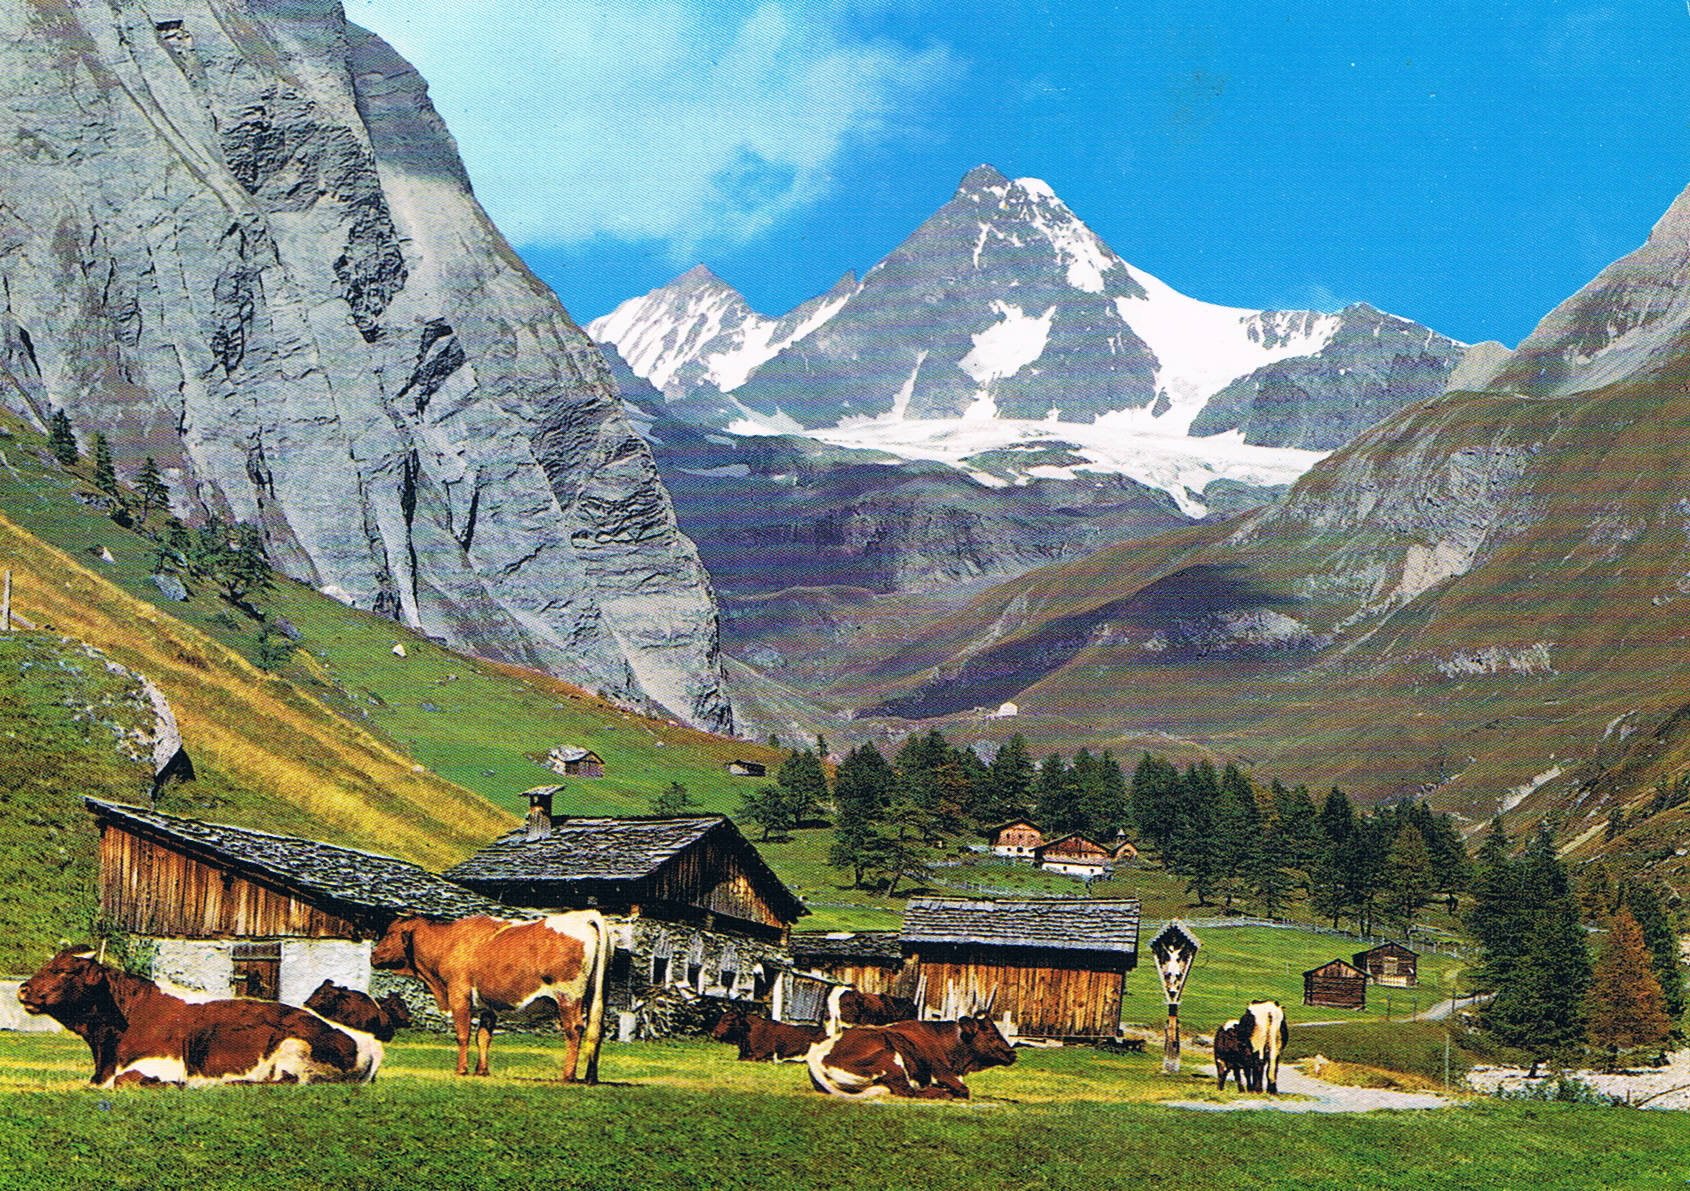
top-left (0, 0), bottom-right (729, 730)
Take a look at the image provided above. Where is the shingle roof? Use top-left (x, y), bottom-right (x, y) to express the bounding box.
top-left (1305, 958), bottom-right (1368, 979)
top-left (443, 815), bottom-right (807, 922)
top-left (900, 897), bottom-right (1140, 956)
top-left (85, 798), bottom-right (506, 922)
top-left (790, 930), bottom-right (903, 963)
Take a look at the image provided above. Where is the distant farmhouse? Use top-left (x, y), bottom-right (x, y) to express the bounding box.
top-left (724, 759), bottom-right (766, 778)
top-left (1303, 957), bottom-right (1369, 1010)
top-left (84, 798), bottom-right (504, 1003)
top-left (1033, 833), bottom-right (1115, 877)
top-left (987, 819), bottom-right (1044, 858)
top-left (1353, 942), bottom-right (1419, 987)
top-left (544, 747), bottom-right (604, 777)
top-left (444, 788), bottom-right (808, 1014)
top-left (901, 897), bottom-right (1140, 1041)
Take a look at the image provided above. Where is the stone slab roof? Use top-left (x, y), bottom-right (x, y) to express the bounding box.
top-left (790, 930), bottom-right (904, 963)
top-left (900, 897), bottom-right (1140, 956)
top-left (85, 798), bottom-right (505, 922)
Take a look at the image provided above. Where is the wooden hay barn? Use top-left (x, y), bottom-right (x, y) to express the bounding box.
top-left (790, 931), bottom-right (912, 997)
top-left (725, 759), bottom-right (767, 778)
top-left (1304, 958), bottom-right (1369, 1010)
top-left (1353, 942), bottom-right (1419, 988)
top-left (900, 897), bottom-right (1139, 1041)
top-left (987, 819), bottom-right (1043, 858)
top-left (444, 791), bottom-right (807, 1014)
top-left (84, 798), bottom-right (505, 1005)
top-left (545, 747), bottom-right (605, 777)
top-left (1033, 833), bottom-right (1114, 877)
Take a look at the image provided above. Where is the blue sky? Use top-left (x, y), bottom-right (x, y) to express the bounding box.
top-left (346, 1), bottom-right (1690, 346)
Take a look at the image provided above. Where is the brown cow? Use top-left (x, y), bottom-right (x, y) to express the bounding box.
top-left (15, 946), bottom-right (125, 1084)
top-left (1212, 1019), bottom-right (1258, 1092)
top-left (17, 950), bottom-right (379, 1087)
top-left (826, 987), bottom-right (919, 1032)
top-left (303, 981), bottom-right (413, 1042)
top-left (806, 1016), bottom-right (1016, 1099)
top-left (371, 912), bottom-right (609, 1082)
top-left (710, 1008), bottom-right (824, 1061)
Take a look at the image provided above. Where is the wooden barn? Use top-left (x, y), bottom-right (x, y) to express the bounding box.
top-left (987, 819), bottom-right (1044, 858)
top-left (84, 797), bottom-right (505, 1004)
top-left (1304, 958), bottom-right (1369, 1010)
top-left (444, 790), bottom-right (807, 1014)
top-left (1353, 942), bottom-right (1419, 987)
top-left (790, 930), bottom-right (912, 997)
top-left (1034, 833), bottom-right (1114, 877)
top-left (544, 747), bottom-right (605, 777)
top-left (900, 897), bottom-right (1140, 1041)
top-left (725, 759), bottom-right (767, 778)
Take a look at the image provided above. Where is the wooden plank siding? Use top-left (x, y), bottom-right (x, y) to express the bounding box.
top-left (799, 961), bottom-right (914, 998)
top-left (914, 944), bottom-right (1128, 1039)
top-left (99, 825), bottom-right (364, 940)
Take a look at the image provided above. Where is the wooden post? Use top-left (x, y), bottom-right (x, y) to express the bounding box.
top-left (1163, 1001), bottom-right (1181, 1074)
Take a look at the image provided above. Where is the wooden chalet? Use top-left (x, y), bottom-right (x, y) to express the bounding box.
top-left (1033, 833), bottom-right (1114, 877)
top-left (1303, 958), bottom-right (1369, 1010)
top-left (1353, 942), bottom-right (1419, 988)
top-left (987, 819), bottom-right (1044, 858)
top-left (84, 798), bottom-right (504, 1005)
top-left (444, 790), bottom-right (807, 1013)
top-left (900, 897), bottom-right (1140, 1041)
top-left (790, 931), bottom-right (912, 997)
top-left (1112, 839), bottom-right (1139, 862)
top-left (725, 759), bottom-right (767, 778)
top-left (545, 747), bottom-right (605, 777)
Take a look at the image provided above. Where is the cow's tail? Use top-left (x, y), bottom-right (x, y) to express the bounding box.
top-left (825, 985), bottom-right (848, 1037)
top-left (582, 910), bottom-right (611, 1085)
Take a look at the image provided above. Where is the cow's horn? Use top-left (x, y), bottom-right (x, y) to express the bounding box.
top-left (96, 939), bottom-right (107, 965)
top-left (984, 986), bottom-right (998, 1016)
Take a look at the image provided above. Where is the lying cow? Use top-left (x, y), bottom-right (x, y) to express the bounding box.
top-left (304, 981), bottom-right (413, 1042)
top-left (807, 1015), bottom-right (1016, 1099)
top-left (372, 912), bottom-right (609, 1082)
top-left (18, 949), bottom-right (379, 1087)
top-left (825, 987), bottom-right (919, 1033)
top-left (1238, 1000), bottom-right (1289, 1094)
top-left (1212, 1019), bottom-right (1258, 1092)
top-left (711, 1008), bottom-right (824, 1061)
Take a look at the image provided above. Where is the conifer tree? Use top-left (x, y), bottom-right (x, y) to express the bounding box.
top-left (774, 748), bottom-right (830, 826)
top-left (1587, 906), bottom-right (1672, 1069)
top-left (91, 432), bottom-right (118, 497)
top-left (651, 781), bottom-right (696, 816)
top-left (1033, 753), bottom-right (1077, 835)
top-left (1624, 883), bottom-right (1686, 1024)
top-left (1382, 821), bottom-right (1434, 934)
top-left (978, 733), bottom-right (1035, 825)
top-left (829, 743), bottom-right (896, 887)
top-left (1131, 753), bottom-right (1183, 854)
top-left (47, 409), bottom-right (78, 465)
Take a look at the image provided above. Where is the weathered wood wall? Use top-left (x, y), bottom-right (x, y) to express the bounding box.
top-left (99, 825), bottom-right (363, 940)
top-left (1303, 973), bottom-right (1367, 1009)
top-left (797, 960), bottom-right (913, 998)
top-left (913, 945), bottom-right (1127, 1038)
top-left (645, 839), bottom-right (788, 931)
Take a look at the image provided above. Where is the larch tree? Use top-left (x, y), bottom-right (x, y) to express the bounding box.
top-left (1586, 906), bottom-right (1672, 1069)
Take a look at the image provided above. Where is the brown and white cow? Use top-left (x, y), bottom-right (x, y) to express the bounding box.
top-left (824, 987), bottom-right (919, 1034)
top-left (303, 980), bottom-right (413, 1042)
top-left (710, 1008), bottom-right (825, 1061)
top-left (371, 912), bottom-right (610, 1082)
top-left (17, 949), bottom-right (379, 1087)
top-left (1239, 999), bottom-right (1289, 1094)
top-left (806, 1016), bottom-right (1017, 1099)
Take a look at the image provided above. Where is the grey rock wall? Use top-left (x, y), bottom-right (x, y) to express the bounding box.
top-left (0, 0), bottom-right (729, 731)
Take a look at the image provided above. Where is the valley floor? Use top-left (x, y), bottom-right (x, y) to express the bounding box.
top-left (1, 1035), bottom-right (1686, 1190)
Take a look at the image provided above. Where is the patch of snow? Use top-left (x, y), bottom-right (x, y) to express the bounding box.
top-left (891, 352), bottom-right (929, 421)
top-left (725, 402), bottom-right (805, 437)
top-left (1012, 176), bottom-right (1115, 293)
top-left (675, 464), bottom-right (751, 478)
top-left (959, 303), bottom-right (1056, 385)
top-left (1499, 764), bottom-right (1564, 814)
top-left (992, 702), bottom-right (1019, 718)
top-left (1435, 643), bottom-right (1556, 679)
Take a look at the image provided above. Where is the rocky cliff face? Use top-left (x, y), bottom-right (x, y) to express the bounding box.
top-left (0, 0), bottom-right (729, 731)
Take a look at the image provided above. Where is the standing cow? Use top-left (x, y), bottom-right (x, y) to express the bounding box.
top-left (1238, 1000), bottom-right (1288, 1093)
top-left (18, 949), bottom-right (379, 1087)
top-left (807, 1016), bottom-right (1016, 1099)
top-left (372, 912), bottom-right (610, 1083)
top-left (1211, 1019), bottom-right (1258, 1092)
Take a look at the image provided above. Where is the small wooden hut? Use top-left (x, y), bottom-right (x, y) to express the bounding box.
top-left (545, 747), bottom-right (605, 777)
top-left (1303, 958), bottom-right (1369, 1010)
top-left (1033, 833), bottom-right (1114, 877)
top-left (900, 897), bottom-right (1139, 1041)
top-left (987, 819), bottom-right (1044, 858)
top-left (444, 791), bottom-right (807, 1013)
top-left (789, 931), bottom-right (912, 997)
top-left (84, 797), bottom-right (504, 1004)
top-left (1353, 942), bottom-right (1419, 988)
top-left (725, 759), bottom-right (767, 778)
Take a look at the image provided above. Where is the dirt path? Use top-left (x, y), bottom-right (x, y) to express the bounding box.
top-left (1165, 1063), bottom-right (1452, 1113)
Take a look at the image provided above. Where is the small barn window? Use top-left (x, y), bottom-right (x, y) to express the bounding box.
top-left (687, 937), bottom-right (705, 992)
top-left (232, 941), bottom-right (281, 1000)
top-left (752, 963), bottom-right (774, 1001)
top-left (650, 931), bottom-right (673, 986)
top-left (719, 943), bottom-right (740, 993)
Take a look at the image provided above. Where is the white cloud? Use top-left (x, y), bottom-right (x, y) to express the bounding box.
top-left (344, 1), bottom-right (954, 257)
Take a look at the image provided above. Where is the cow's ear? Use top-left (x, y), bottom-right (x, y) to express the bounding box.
top-left (958, 1016), bottom-right (978, 1037)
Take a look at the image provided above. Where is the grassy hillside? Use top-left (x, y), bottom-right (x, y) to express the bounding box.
top-left (4, 1033), bottom-right (1687, 1190)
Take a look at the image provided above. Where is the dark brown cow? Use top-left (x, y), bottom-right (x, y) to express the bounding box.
top-left (710, 1008), bottom-right (825, 1061)
top-left (17, 950), bottom-right (378, 1087)
top-left (827, 987), bottom-right (919, 1032)
top-left (303, 981), bottom-right (413, 1042)
top-left (1212, 1019), bottom-right (1258, 1092)
top-left (806, 1016), bottom-right (1016, 1099)
top-left (371, 912), bottom-right (609, 1082)
top-left (15, 946), bottom-right (124, 1084)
